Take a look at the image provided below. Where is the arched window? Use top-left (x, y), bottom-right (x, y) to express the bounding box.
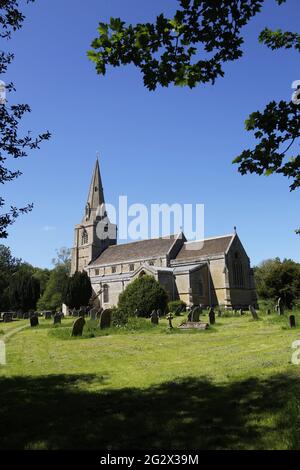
top-left (103, 284), bottom-right (109, 303)
top-left (81, 229), bottom-right (88, 245)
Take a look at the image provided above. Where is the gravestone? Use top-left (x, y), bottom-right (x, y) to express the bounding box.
top-left (249, 304), bottom-right (259, 320)
top-left (53, 313), bottom-right (62, 325)
top-left (23, 312), bottom-right (29, 319)
top-left (3, 312), bottom-right (13, 323)
top-left (208, 307), bottom-right (215, 325)
top-left (90, 308), bottom-right (98, 321)
top-left (187, 306), bottom-right (196, 322)
top-left (44, 311), bottom-right (52, 320)
top-left (218, 309), bottom-right (222, 317)
top-left (150, 310), bottom-right (159, 325)
top-left (30, 315), bottom-right (39, 327)
top-left (192, 306), bottom-right (202, 322)
top-left (17, 311), bottom-right (23, 319)
top-left (239, 309), bottom-right (243, 316)
top-left (178, 322), bottom-right (209, 330)
top-left (289, 315), bottom-right (296, 328)
top-left (166, 313), bottom-right (174, 329)
top-left (277, 297), bottom-right (284, 316)
top-left (71, 317), bottom-right (85, 337)
top-left (157, 309), bottom-right (162, 318)
top-left (72, 308), bottom-right (79, 317)
top-left (267, 309), bottom-right (271, 315)
top-left (99, 309), bottom-right (112, 329)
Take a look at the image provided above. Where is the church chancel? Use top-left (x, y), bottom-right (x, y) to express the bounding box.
top-left (71, 160), bottom-right (257, 310)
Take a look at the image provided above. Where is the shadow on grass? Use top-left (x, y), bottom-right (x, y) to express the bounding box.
top-left (1, 372), bottom-right (300, 450)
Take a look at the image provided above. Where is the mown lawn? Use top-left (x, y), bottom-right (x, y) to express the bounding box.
top-left (1, 310), bottom-right (300, 450)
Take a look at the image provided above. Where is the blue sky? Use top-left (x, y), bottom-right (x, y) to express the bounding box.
top-left (1, 0), bottom-right (299, 268)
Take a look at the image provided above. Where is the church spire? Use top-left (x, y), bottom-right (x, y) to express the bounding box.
top-left (86, 157), bottom-right (105, 212)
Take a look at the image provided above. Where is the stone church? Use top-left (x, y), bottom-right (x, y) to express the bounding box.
top-left (71, 160), bottom-right (257, 310)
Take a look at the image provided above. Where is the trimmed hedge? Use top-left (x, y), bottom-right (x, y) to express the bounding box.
top-left (118, 275), bottom-right (168, 318)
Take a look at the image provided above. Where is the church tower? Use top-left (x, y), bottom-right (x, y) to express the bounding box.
top-left (70, 159), bottom-right (117, 274)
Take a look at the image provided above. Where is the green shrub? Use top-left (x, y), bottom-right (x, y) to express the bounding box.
top-left (118, 275), bottom-right (168, 319)
top-left (111, 307), bottom-right (128, 327)
top-left (168, 300), bottom-right (186, 314)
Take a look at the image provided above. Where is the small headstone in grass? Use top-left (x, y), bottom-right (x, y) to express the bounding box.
top-left (267, 309), bottom-right (271, 315)
top-left (239, 309), bottom-right (243, 316)
top-left (23, 312), bottom-right (29, 319)
top-left (289, 315), bottom-right (296, 328)
top-left (72, 308), bottom-right (78, 317)
top-left (166, 313), bottom-right (174, 329)
top-left (30, 315), bottom-right (39, 327)
top-left (99, 309), bottom-right (112, 329)
top-left (277, 297), bottom-right (284, 316)
top-left (150, 310), bottom-right (159, 325)
top-left (209, 307), bottom-right (215, 325)
top-left (17, 311), bottom-right (23, 319)
top-left (53, 313), bottom-right (62, 325)
top-left (44, 311), bottom-right (52, 320)
top-left (192, 306), bottom-right (202, 322)
top-left (249, 304), bottom-right (259, 320)
top-left (157, 309), bottom-right (162, 318)
top-left (71, 316), bottom-right (85, 337)
top-left (218, 309), bottom-right (222, 317)
top-left (90, 308), bottom-right (98, 321)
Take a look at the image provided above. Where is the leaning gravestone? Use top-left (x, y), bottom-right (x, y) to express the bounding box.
top-left (99, 309), bottom-right (112, 329)
top-left (71, 317), bottom-right (86, 337)
top-left (249, 304), bottom-right (259, 320)
top-left (30, 316), bottom-right (39, 327)
top-left (150, 310), bottom-right (159, 325)
top-left (157, 309), bottom-right (162, 318)
top-left (90, 308), bottom-right (98, 321)
top-left (208, 307), bottom-right (215, 325)
top-left (289, 315), bottom-right (296, 328)
top-left (53, 313), bottom-right (62, 325)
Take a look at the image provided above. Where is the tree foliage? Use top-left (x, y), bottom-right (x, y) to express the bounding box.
top-left (88, 0), bottom-right (265, 91)
top-left (87, 0), bottom-right (299, 232)
top-left (37, 265), bottom-right (68, 311)
top-left (0, 243), bottom-right (21, 309)
top-left (9, 269), bottom-right (40, 312)
top-left (0, 0), bottom-right (50, 238)
top-left (118, 275), bottom-right (168, 318)
top-left (254, 258), bottom-right (300, 308)
top-left (233, 101), bottom-right (300, 191)
top-left (62, 271), bottom-right (92, 309)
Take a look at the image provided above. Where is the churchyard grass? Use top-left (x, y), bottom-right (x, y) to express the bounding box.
top-left (1, 310), bottom-right (300, 449)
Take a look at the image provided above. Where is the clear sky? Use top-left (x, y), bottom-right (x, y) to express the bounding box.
top-left (1, 0), bottom-right (300, 268)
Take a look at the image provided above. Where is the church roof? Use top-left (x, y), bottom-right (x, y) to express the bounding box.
top-left (90, 235), bottom-right (179, 266)
top-left (174, 234), bottom-right (234, 262)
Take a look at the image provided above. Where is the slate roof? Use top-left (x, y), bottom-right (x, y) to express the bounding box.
top-left (90, 235), bottom-right (179, 266)
top-left (174, 235), bottom-right (233, 262)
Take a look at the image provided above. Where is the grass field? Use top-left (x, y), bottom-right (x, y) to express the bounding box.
top-left (1, 310), bottom-right (300, 450)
